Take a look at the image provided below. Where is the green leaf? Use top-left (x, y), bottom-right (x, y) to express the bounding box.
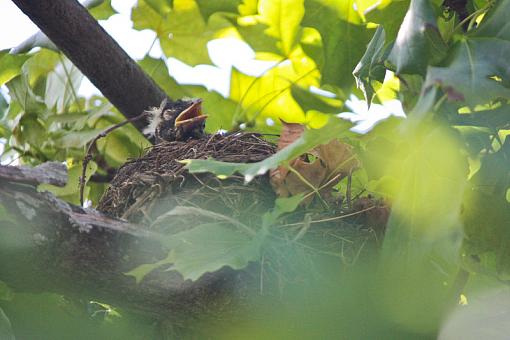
top-left (195, 0), bottom-right (242, 20)
top-left (364, 0), bottom-right (409, 43)
top-left (424, 40), bottom-right (510, 107)
top-left (138, 56), bottom-right (188, 98)
top-left (56, 129), bottom-right (104, 148)
top-left (0, 92), bottom-right (8, 120)
top-left (22, 49), bottom-right (60, 86)
top-left (258, 0), bottom-right (305, 56)
top-left (45, 57), bottom-right (83, 112)
top-left (0, 281), bottom-right (14, 302)
top-left (462, 140), bottom-right (510, 278)
top-left (0, 50), bottom-right (30, 86)
top-left (89, 0), bottom-right (118, 20)
top-left (133, 0), bottom-right (218, 65)
top-left (387, 0), bottom-right (446, 75)
top-left (185, 116), bottom-right (351, 181)
top-left (20, 116), bottom-right (46, 146)
top-left (6, 74), bottom-right (46, 114)
top-left (290, 84), bottom-right (342, 113)
top-left (229, 62), bottom-right (318, 129)
top-left (263, 194), bottom-right (305, 226)
top-left (472, 0), bottom-right (510, 40)
top-left (0, 308), bottom-right (14, 340)
top-left (165, 223), bottom-right (264, 281)
top-left (144, 0), bottom-right (173, 14)
top-left (375, 122), bottom-right (467, 332)
top-left (38, 161), bottom-right (97, 205)
top-left (302, 0), bottom-right (370, 89)
top-left (131, 0), bottom-right (164, 32)
top-left (353, 26), bottom-right (389, 105)
top-left (419, 0), bottom-right (510, 107)
top-left (127, 221), bottom-right (265, 282)
top-left (452, 105), bottom-right (510, 130)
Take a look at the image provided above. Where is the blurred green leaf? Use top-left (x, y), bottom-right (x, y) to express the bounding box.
top-left (0, 281), bottom-right (14, 302)
top-left (0, 50), bottom-right (30, 86)
top-left (56, 129), bottom-right (104, 148)
top-left (0, 308), bottom-right (14, 340)
top-left (462, 182), bottom-right (510, 279)
top-left (127, 219), bottom-right (264, 282)
top-left (44, 57), bottom-right (83, 112)
top-left (38, 161), bottom-right (97, 205)
top-left (21, 116), bottom-right (46, 146)
top-left (0, 92), bottom-right (8, 120)
top-left (165, 222), bottom-right (264, 281)
top-left (6, 75), bottom-right (46, 114)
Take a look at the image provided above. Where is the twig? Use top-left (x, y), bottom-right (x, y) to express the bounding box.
top-left (278, 205), bottom-right (376, 228)
top-left (79, 111), bottom-right (148, 206)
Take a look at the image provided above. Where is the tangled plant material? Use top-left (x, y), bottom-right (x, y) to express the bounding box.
top-left (97, 133), bottom-right (276, 222)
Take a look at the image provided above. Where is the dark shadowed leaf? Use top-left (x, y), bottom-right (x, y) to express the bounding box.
top-left (364, 0), bottom-right (409, 43)
top-left (387, 0), bottom-right (446, 75)
top-left (353, 26), bottom-right (390, 105)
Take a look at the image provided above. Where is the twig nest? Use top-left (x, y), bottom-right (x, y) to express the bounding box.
top-left (97, 133), bottom-right (276, 225)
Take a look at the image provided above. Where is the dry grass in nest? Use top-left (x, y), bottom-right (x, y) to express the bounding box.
top-left (97, 132), bottom-right (276, 222)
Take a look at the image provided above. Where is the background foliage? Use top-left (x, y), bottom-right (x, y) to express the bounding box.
top-left (1, 0), bottom-right (510, 338)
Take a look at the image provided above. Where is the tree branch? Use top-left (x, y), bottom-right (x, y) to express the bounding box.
top-left (10, 0), bottom-right (169, 133)
top-left (0, 165), bottom-right (251, 321)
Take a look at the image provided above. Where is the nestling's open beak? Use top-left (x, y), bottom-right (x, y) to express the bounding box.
top-left (174, 99), bottom-right (208, 130)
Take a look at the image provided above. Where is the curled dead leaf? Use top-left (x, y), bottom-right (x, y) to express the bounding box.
top-left (270, 121), bottom-right (359, 204)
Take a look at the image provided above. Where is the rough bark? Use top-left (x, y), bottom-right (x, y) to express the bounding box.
top-left (10, 0), bottom-right (169, 133)
top-left (0, 165), bottom-right (251, 321)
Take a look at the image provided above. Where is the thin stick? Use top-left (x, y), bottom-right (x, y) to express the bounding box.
top-left (79, 111), bottom-right (148, 206)
top-left (279, 205), bottom-right (376, 228)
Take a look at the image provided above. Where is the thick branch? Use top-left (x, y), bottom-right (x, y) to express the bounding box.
top-left (0, 167), bottom-right (250, 321)
top-left (10, 0), bottom-right (169, 133)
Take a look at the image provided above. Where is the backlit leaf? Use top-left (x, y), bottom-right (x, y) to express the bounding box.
top-left (0, 50), bottom-right (30, 86)
top-left (302, 0), bottom-right (370, 89)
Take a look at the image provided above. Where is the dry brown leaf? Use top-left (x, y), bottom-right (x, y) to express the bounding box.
top-left (270, 121), bottom-right (359, 204)
top-left (277, 120), bottom-right (305, 150)
top-left (284, 158), bottom-right (328, 203)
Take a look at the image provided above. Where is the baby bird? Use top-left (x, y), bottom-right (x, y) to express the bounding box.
top-left (144, 98), bottom-right (207, 142)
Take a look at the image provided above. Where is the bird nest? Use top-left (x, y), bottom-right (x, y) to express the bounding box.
top-left (97, 131), bottom-right (382, 265)
top-left (97, 132), bottom-right (277, 225)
